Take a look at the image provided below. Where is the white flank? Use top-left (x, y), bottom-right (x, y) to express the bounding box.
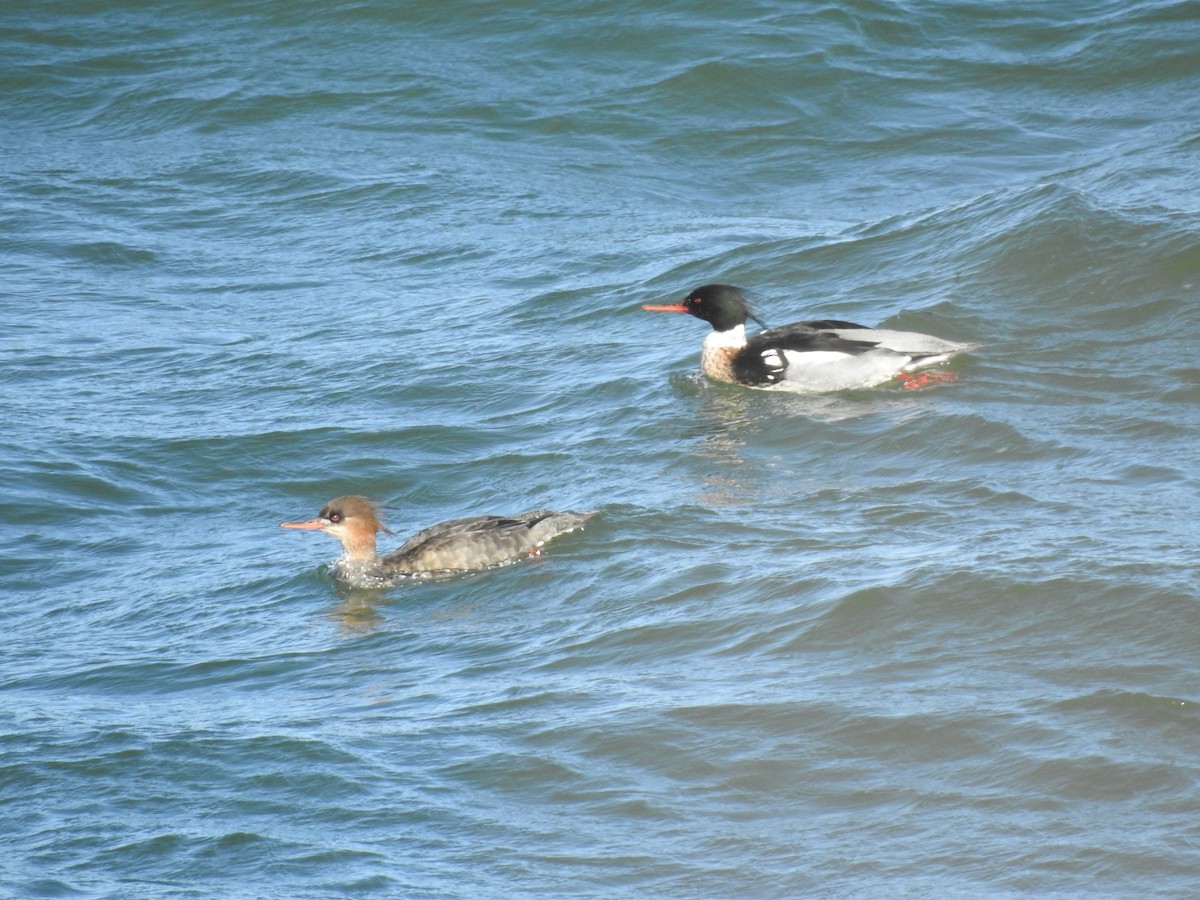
top-left (777, 348), bottom-right (911, 392)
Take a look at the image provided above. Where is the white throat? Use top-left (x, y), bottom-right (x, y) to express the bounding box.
top-left (702, 324), bottom-right (748, 351)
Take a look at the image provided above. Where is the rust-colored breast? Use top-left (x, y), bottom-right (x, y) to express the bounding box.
top-left (700, 344), bottom-right (740, 384)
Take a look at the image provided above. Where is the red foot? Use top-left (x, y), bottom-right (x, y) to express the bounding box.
top-left (894, 370), bottom-right (959, 390)
top-left (528, 547), bottom-right (544, 558)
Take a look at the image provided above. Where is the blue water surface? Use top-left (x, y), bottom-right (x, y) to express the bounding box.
top-left (2, 1), bottom-right (1199, 896)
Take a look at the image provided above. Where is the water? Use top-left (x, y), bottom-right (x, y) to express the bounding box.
top-left (2, 0), bottom-right (1199, 896)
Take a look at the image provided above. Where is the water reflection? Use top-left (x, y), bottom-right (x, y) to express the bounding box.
top-left (323, 568), bottom-right (520, 636)
top-left (683, 379), bottom-right (930, 506)
top-left (327, 585), bottom-right (389, 635)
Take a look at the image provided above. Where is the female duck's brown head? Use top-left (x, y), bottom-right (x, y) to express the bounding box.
top-left (280, 495), bottom-right (392, 562)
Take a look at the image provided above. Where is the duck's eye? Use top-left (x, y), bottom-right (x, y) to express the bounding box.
top-left (327, 512), bottom-right (342, 523)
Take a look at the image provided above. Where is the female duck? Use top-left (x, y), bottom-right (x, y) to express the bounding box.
top-left (282, 495), bottom-right (595, 586)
